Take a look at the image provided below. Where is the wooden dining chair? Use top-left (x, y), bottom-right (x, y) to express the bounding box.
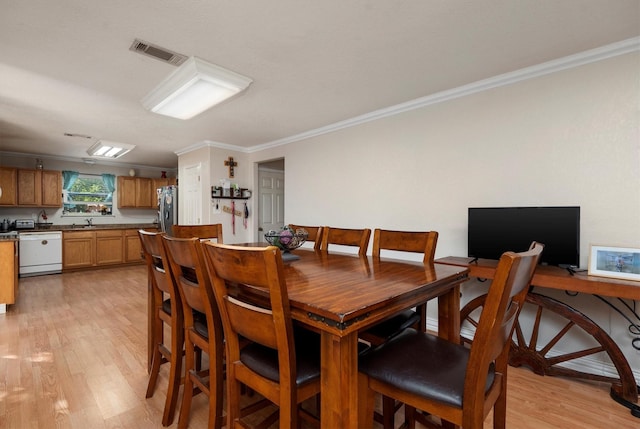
top-left (138, 230), bottom-right (183, 427)
top-left (363, 229), bottom-right (440, 344)
top-left (171, 223), bottom-right (224, 242)
top-left (359, 229), bottom-right (439, 429)
top-left (161, 235), bottom-right (225, 429)
top-left (201, 243), bottom-right (322, 429)
top-left (320, 226), bottom-right (371, 256)
top-left (359, 242), bottom-right (543, 429)
top-left (288, 224), bottom-right (323, 250)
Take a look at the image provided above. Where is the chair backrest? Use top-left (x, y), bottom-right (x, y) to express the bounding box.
top-left (201, 243), bottom-right (297, 387)
top-left (162, 235), bottom-right (223, 341)
top-left (171, 224), bottom-right (224, 243)
top-left (288, 224), bottom-right (323, 250)
top-left (320, 226), bottom-right (371, 256)
top-left (463, 242), bottom-right (543, 414)
top-left (372, 229), bottom-right (438, 263)
top-left (138, 230), bottom-right (174, 296)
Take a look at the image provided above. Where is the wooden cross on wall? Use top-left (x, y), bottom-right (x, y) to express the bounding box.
top-left (224, 156), bottom-right (238, 178)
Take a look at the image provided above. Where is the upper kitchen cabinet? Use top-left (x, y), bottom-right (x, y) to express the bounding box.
top-left (42, 170), bottom-right (63, 206)
top-left (117, 176), bottom-right (137, 208)
top-left (135, 177), bottom-right (152, 208)
top-left (0, 167), bottom-right (18, 206)
top-left (17, 169), bottom-right (62, 207)
top-left (151, 178), bottom-right (176, 207)
top-left (118, 176), bottom-right (161, 209)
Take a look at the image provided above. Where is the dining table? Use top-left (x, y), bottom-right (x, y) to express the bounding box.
top-left (265, 247), bottom-right (470, 429)
top-left (146, 245), bottom-right (469, 428)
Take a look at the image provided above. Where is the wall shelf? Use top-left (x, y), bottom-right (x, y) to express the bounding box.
top-left (212, 186), bottom-right (251, 199)
top-left (213, 196), bottom-right (250, 200)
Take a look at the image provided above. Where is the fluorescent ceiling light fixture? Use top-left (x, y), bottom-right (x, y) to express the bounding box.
top-left (141, 56), bottom-right (253, 120)
top-left (87, 140), bottom-right (135, 159)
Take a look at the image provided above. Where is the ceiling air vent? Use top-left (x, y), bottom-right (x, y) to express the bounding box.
top-left (129, 39), bottom-right (187, 66)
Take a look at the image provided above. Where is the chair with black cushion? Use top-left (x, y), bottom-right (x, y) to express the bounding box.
top-left (161, 235), bottom-right (225, 429)
top-left (138, 230), bottom-right (183, 427)
top-left (362, 229), bottom-right (439, 345)
top-left (358, 242), bottom-right (543, 429)
top-left (359, 229), bottom-right (439, 429)
top-left (320, 226), bottom-right (371, 256)
top-left (171, 223), bottom-right (224, 243)
top-left (288, 224), bottom-right (323, 250)
top-left (201, 243), bottom-right (321, 429)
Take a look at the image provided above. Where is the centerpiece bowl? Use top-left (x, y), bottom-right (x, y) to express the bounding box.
top-left (264, 226), bottom-right (309, 261)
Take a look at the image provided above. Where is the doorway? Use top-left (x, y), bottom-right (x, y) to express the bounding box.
top-left (257, 159), bottom-right (285, 241)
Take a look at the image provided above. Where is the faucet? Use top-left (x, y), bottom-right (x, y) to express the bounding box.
top-left (86, 217), bottom-right (93, 226)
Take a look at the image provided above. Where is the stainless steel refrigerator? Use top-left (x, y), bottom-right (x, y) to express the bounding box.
top-left (158, 185), bottom-right (178, 236)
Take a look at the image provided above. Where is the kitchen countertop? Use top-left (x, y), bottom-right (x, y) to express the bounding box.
top-left (14, 223), bottom-right (158, 232)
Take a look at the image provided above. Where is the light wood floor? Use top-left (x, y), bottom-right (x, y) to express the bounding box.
top-left (1, 266), bottom-right (638, 428)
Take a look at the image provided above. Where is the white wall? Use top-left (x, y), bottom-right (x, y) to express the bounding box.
top-left (178, 144), bottom-right (253, 243)
top-left (248, 53), bottom-right (640, 377)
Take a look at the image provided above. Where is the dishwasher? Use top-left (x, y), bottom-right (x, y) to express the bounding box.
top-left (19, 231), bottom-right (63, 277)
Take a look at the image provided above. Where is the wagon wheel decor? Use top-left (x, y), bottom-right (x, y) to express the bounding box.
top-left (460, 290), bottom-right (640, 418)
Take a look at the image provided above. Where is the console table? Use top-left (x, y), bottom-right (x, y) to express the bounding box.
top-left (436, 257), bottom-right (640, 418)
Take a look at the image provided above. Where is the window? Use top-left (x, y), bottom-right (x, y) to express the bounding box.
top-left (63, 174), bottom-right (114, 215)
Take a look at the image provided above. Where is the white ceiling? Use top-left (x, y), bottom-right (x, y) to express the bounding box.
top-left (1, 1), bottom-right (639, 168)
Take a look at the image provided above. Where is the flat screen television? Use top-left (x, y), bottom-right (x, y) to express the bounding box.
top-left (468, 206), bottom-right (580, 267)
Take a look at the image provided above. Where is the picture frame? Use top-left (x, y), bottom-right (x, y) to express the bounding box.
top-left (588, 245), bottom-right (640, 282)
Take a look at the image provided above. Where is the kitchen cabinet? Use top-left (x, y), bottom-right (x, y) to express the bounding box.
top-left (151, 178), bottom-right (176, 207)
top-left (63, 231), bottom-right (95, 269)
top-left (135, 178), bottom-right (152, 208)
top-left (118, 176), bottom-right (159, 209)
top-left (96, 230), bottom-right (124, 266)
top-left (125, 229), bottom-right (143, 263)
top-left (17, 169), bottom-right (62, 207)
top-left (117, 176), bottom-right (137, 208)
top-left (0, 239), bottom-right (19, 306)
top-left (0, 167), bottom-right (18, 206)
top-left (17, 169), bottom-right (40, 206)
top-left (63, 228), bottom-right (145, 270)
top-left (41, 170), bottom-right (62, 206)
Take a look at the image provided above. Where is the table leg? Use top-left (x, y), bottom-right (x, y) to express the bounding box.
top-left (437, 284), bottom-right (461, 342)
top-left (320, 330), bottom-right (359, 429)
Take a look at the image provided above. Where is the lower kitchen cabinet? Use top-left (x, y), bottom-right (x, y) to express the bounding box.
top-left (0, 240), bottom-right (19, 307)
top-left (63, 229), bottom-right (144, 270)
top-left (63, 231), bottom-right (95, 269)
top-left (96, 230), bottom-right (124, 266)
top-left (125, 229), bottom-right (143, 263)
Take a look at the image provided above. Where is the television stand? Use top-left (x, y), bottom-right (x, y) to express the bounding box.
top-left (436, 256), bottom-right (640, 418)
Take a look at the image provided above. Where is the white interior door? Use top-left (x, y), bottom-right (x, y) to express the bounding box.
top-left (180, 163), bottom-right (201, 225)
top-left (258, 168), bottom-right (285, 240)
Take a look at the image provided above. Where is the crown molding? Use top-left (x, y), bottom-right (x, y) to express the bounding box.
top-left (0, 151), bottom-right (177, 172)
top-left (247, 37), bottom-right (640, 153)
top-left (174, 139), bottom-right (250, 156)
